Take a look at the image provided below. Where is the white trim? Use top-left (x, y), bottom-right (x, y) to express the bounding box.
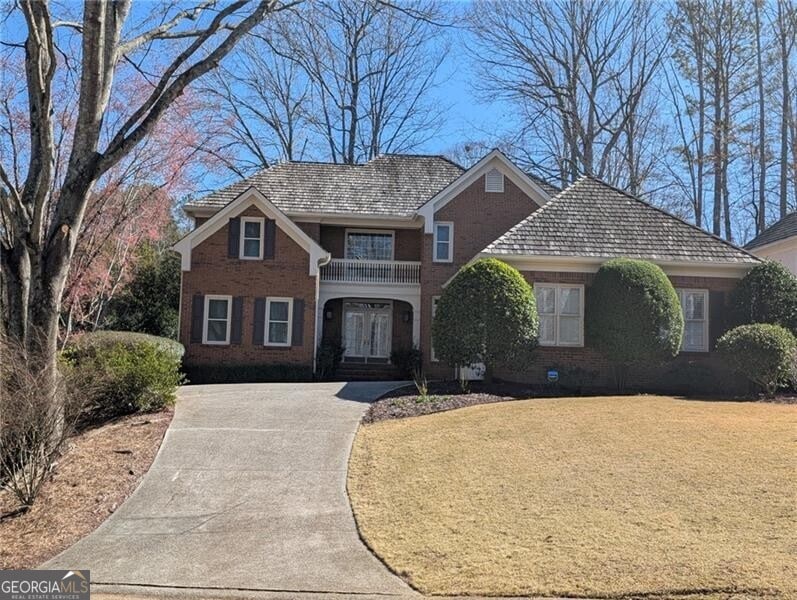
top-left (202, 295), bottom-right (232, 345)
top-left (264, 297), bottom-right (293, 347)
top-left (478, 253), bottom-right (756, 278)
top-left (240, 216), bottom-right (265, 260)
top-left (344, 228), bottom-right (396, 261)
top-left (417, 150), bottom-right (550, 233)
top-left (485, 168), bottom-right (504, 192)
top-left (533, 283), bottom-right (584, 347)
top-left (433, 221), bottom-right (454, 263)
top-left (677, 288), bottom-right (710, 353)
top-left (173, 187), bottom-right (331, 275)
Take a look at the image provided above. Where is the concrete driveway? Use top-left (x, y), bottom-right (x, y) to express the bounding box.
top-left (46, 382), bottom-right (414, 597)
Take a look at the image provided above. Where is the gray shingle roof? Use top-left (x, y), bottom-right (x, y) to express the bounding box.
top-left (483, 175), bottom-right (759, 264)
top-left (526, 172), bottom-right (561, 197)
top-left (184, 154), bottom-right (464, 217)
top-left (745, 212), bottom-right (797, 249)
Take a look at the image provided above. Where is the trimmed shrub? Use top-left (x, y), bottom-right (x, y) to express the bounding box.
top-left (63, 331), bottom-right (184, 424)
top-left (183, 363), bottom-right (313, 385)
top-left (432, 258), bottom-right (538, 380)
top-left (731, 261), bottom-right (797, 335)
top-left (316, 340), bottom-right (345, 380)
top-left (586, 258), bottom-right (683, 388)
top-left (717, 323), bottom-right (797, 396)
top-left (390, 347), bottom-right (423, 378)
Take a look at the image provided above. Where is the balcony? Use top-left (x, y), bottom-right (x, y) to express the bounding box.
top-left (320, 259), bottom-right (421, 285)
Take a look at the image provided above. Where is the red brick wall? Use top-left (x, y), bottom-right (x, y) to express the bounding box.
top-left (422, 174), bottom-right (541, 376)
top-left (180, 205), bottom-right (316, 367)
top-left (319, 225), bottom-right (421, 261)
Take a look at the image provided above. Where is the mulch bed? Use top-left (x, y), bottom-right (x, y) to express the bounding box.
top-left (363, 381), bottom-right (554, 423)
top-left (0, 409), bottom-right (172, 569)
top-left (364, 381), bottom-right (797, 423)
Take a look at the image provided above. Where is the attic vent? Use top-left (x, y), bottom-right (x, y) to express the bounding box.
top-left (485, 168), bottom-right (504, 193)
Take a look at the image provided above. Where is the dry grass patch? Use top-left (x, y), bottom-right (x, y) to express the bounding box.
top-left (348, 396), bottom-right (796, 598)
top-left (0, 410), bottom-right (172, 568)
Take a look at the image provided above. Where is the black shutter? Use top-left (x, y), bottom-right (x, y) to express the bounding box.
top-left (228, 217), bottom-right (241, 258)
top-left (190, 294), bottom-right (204, 343)
top-left (253, 297), bottom-right (266, 345)
top-left (230, 296), bottom-right (244, 344)
top-left (264, 219), bottom-right (276, 259)
top-left (292, 298), bottom-right (305, 346)
top-left (709, 291), bottom-right (726, 350)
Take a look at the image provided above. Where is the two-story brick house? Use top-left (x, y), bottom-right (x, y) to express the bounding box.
top-left (173, 150), bottom-right (759, 387)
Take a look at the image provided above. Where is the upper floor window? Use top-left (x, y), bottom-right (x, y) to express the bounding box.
top-left (345, 229), bottom-right (394, 261)
top-left (677, 288), bottom-right (709, 352)
top-left (433, 222), bottom-right (453, 262)
top-left (534, 284), bottom-right (583, 346)
top-left (203, 295), bottom-right (232, 345)
top-left (240, 217), bottom-right (264, 259)
top-left (485, 168), bottom-right (504, 193)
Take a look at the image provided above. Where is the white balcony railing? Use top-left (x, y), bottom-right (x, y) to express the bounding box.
top-left (320, 259), bottom-right (420, 285)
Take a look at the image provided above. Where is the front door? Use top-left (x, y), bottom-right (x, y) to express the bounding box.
top-left (343, 302), bottom-right (392, 363)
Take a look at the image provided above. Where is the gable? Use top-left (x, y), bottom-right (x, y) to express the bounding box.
top-left (173, 187), bottom-right (330, 275)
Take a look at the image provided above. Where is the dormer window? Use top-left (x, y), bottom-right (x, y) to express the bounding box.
top-left (485, 168), bottom-right (504, 193)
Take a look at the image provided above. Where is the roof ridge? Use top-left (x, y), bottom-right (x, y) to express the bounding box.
top-left (580, 174), bottom-right (761, 262)
top-left (372, 153), bottom-right (466, 171)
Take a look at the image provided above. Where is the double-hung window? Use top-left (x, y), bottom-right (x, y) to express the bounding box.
top-left (534, 284), bottom-right (584, 346)
top-left (203, 295), bottom-right (232, 344)
top-left (265, 297), bottom-right (293, 346)
top-left (433, 222), bottom-right (453, 262)
top-left (240, 217), bottom-right (264, 259)
top-left (677, 288), bottom-right (709, 352)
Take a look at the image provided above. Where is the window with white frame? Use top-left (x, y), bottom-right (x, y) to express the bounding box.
top-left (677, 288), bottom-right (709, 352)
top-left (534, 284), bottom-right (583, 346)
top-left (431, 296), bottom-right (440, 361)
top-left (265, 297), bottom-right (293, 346)
top-left (203, 295), bottom-right (232, 344)
top-left (433, 222), bottom-right (453, 262)
top-left (345, 230), bottom-right (394, 260)
top-left (240, 217), bottom-right (264, 259)
top-left (485, 168), bottom-right (504, 192)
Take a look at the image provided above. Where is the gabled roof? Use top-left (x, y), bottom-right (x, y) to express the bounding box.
top-left (525, 172), bottom-right (561, 197)
top-left (174, 187), bottom-right (330, 275)
top-left (184, 154), bottom-right (464, 218)
top-left (745, 212), bottom-right (797, 250)
top-left (483, 175), bottom-right (760, 266)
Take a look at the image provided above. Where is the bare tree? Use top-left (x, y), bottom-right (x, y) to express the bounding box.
top-left (772, 0), bottom-right (796, 218)
top-left (0, 1), bottom-right (288, 385)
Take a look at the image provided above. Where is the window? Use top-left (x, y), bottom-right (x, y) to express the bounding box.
top-left (433, 222), bottom-right (453, 262)
top-left (677, 289), bottom-right (709, 352)
top-left (534, 284), bottom-right (583, 346)
top-left (240, 217), bottom-right (264, 259)
top-left (265, 297), bottom-right (293, 346)
top-left (345, 230), bottom-right (394, 260)
top-left (431, 296), bottom-right (440, 361)
top-left (485, 168), bottom-right (504, 192)
top-left (203, 295), bottom-right (232, 344)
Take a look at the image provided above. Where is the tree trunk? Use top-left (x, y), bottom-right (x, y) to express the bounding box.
top-left (755, 0), bottom-right (767, 234)
top-left (777, 0), bottom-right (791, 218)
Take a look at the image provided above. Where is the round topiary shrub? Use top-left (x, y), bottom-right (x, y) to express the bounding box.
top-left (586, 258), bottom-right (683, 385)
top-left (731, 261), bottom-right (797, 335)
top-left (432, 258), bottom-right (538, 380)
top-left (717, 323), bottom-right (797, 396)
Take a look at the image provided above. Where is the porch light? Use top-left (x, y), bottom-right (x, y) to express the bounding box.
top-left (325, 310), bottom-right (334, 320)
top-left (402, 310), bottom-right (412, 323)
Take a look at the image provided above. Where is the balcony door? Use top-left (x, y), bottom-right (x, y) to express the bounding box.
top-left (343, 301), bottom-right (392, 363)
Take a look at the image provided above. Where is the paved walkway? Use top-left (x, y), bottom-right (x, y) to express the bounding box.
top-left (46, 382), bottom-right (415, 597)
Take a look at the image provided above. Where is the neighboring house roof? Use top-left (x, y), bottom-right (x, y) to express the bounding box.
top-left (525, 172), bottom-right (561, 197)
top-left (483, 175), bottom-right (759, 265)
top-left (184, 154), bottom-right (464, 218)
top-left (745, 212), bottom-right (797, 250)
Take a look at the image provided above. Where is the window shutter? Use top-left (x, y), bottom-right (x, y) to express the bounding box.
top-left (292, 298), bottom-right (304, 346)
top-left (230, 296), bottom-right (244, 344)
top-left (253, 297), bottom-right (266, 345)
top-left (228, 217), bottom-right (241, 258)
top-left (190, 294), bottom-right (204, 343)
top-left (264, 219), bottom-right (276, 259)
top-left (708, 291), bottom-right (726, 350)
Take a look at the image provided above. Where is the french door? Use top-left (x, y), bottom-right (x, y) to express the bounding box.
top-left (343, 302), bottom-right (392, 362)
